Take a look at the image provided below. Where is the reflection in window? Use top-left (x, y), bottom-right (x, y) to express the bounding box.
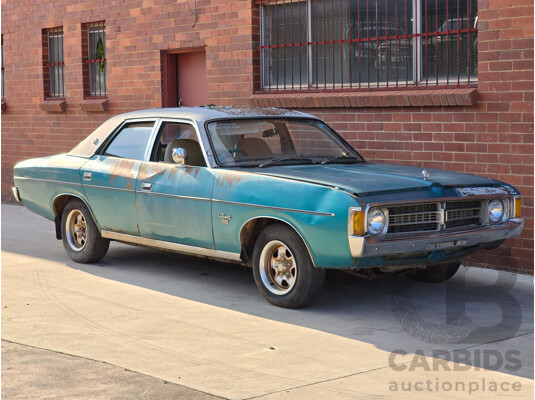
top-left (261, 0), bottom-right (477, 91)
top-left (104, 122), bottom-right (154, 160)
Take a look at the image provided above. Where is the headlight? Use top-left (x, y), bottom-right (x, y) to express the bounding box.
top-left (367, 207), bottom-right (386, 235)
top-left (488, 199), bottom-right (504, 223)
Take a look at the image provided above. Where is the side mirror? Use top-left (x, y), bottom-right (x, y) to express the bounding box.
top-left (172, 148), bottom-right (188, 167)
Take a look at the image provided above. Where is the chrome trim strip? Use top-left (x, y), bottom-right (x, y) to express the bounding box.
top-left (349, 218), bottom-right (524, 258)
top-left (366, 195), bottom-right (515, 208)
top-left (212, 199), bottom-right (335, 217)
top-left (136, 191), bottom-right (211, 202)
top-left (82, 184), bottom-right (135, 192)
top-left (11, 187), bottom-right (21, 202)
top-left (15, 177), bottom-right (81, 186)
top-left (101, 231), bottom-right (242, 261)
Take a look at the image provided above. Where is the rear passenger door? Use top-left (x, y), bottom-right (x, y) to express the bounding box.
top-left (135, 120), bottom-right (215, 249)
top-left (81, 120), bottom-right (157, 234)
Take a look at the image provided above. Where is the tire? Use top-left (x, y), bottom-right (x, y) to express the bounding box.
top-left (407, 261), bottom-right (461, 283)
top-left (61, 199), bottom-right (110, 263)
top-left (252, 224), bottom-right (325, 308)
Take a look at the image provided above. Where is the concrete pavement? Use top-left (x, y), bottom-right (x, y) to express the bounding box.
top-left (2, 340), bottom-right (220, 400)
top-left (2, 204), bottom-right (533, 399)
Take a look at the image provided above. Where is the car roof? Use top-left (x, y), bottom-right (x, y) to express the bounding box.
top-left (68, 107), bottom-right (319, 158)
top-left (116, 106), bottom-right (319, 123)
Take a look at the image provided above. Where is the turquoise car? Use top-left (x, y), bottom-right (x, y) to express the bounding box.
top-left (13, 107), bottom-right (524, 308)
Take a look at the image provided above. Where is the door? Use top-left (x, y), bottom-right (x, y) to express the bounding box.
top-left (81, 120), bottom-right (156, 234)
top-left (162, 49), bottom-right (207, 107)
top-left (135, 120), bottom-right (214, 248)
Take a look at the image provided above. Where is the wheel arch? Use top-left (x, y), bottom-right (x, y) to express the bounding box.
top-left (239, 216), bottom-right (317, 268)
top-left (52, 193), bottom-right (101, 239)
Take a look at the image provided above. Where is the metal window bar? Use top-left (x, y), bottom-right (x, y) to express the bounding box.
top-left (86, 21), bottom-right (107, 98)
top-left (258, 0), bottom-right (477, 92)
top-left (45, 27), bottom-right (65, 98)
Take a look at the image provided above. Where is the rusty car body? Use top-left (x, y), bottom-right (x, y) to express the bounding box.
top-left (13, 107), bottom-right (524, 307)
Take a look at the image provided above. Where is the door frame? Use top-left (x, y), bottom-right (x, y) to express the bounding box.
top-left (161, 47), bottom-right (207, 108)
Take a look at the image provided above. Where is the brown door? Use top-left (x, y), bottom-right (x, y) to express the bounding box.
top-left (162, 50), bottom-right (207, 107)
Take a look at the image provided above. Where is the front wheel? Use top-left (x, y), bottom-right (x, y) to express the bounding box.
top-left (252, 224), bottom-right (325, 308)
top-left (407, 261), bottom-right (461, 283)
top-left (61, 199), bottom-right (110, 263)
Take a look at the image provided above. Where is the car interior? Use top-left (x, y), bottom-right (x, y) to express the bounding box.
top-left (153, 123), bottom-right (207, 167)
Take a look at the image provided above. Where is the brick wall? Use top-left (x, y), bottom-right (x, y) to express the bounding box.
top-left (2, 0), bottom-right (533, 273)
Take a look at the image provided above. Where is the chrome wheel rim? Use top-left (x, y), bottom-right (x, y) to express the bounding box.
top-left (66, 209), bottom-right (87, 252)
top-left (259, 240), bottom-right (297, 295)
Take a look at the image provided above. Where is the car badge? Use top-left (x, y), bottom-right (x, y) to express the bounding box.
top-left (422, 170), bottom-right (429, 180)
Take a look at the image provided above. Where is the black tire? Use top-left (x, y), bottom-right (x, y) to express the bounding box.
top-left (61, 199), bottom-right (109, 263)
top-left (407, 261), bottom-right (461, 283)
top-left (252, 224), bottom-right (325, 308)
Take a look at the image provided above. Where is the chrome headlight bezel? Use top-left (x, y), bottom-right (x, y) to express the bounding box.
top-left (367, 207), bottom-right (388, 236)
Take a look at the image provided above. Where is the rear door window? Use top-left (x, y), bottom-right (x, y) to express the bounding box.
top-left (103, 121), bottom-right (155, 160)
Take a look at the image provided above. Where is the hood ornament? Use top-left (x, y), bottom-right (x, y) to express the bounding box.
top-left (422, 170), bottom-right (430, 180)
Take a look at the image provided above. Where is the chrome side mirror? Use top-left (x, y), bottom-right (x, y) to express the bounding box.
top-left (172, 148), bottom-right (188, 167)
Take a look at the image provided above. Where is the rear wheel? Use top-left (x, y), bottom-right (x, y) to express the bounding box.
top-left (252, 224), bottom-right (325, 308)
top-left (407, 261), bottom-right (461, 283)
top-left (61, 199), bottom-right (109, 263)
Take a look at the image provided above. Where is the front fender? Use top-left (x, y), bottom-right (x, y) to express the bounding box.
top-left (211, 169), bottom-right (360, 268)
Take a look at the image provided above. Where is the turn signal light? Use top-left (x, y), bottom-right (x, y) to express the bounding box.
top-left (514, 198), bottom-right (522, 218)
top-left (352, 210), bottom-right (365, 236)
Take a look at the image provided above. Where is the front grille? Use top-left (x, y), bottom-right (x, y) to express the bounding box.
top-left (384, 200), bottom-right (485, 235)
top-left (387, 203), bottom-right (441, 234)
top-left (445, 200), bottom-right (483, 230)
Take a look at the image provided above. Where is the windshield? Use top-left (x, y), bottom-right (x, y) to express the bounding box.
top-left (206, 118), bottom-right (364, 167)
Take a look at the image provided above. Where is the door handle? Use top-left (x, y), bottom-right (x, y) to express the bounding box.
top-left (141, 182), bottom-right (152, 191)
top-left (83, 172), bottom-right (92, 181)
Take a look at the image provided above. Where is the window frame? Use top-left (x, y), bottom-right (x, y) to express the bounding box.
top-left (258, 0), bottom-right (478, 93)
top-left (99, 118), bottom-right (159, 161)
top-left (148, 118), bottom-right (209, 166)
top-left (83, 21), bottom-right (108, 99)
top-left (42, 27), bottom-right (66, 99)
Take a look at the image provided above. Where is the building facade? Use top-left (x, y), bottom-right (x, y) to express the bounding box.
top-left (1, 0), bottom-right (533, 273)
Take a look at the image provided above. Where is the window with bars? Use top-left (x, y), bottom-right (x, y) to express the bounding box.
top-left (83, 22), bottom-right (107, 98)
top-left (259, 0), bottom-right (477, 92)
top-left (43, 27), bottom-right (65, 98)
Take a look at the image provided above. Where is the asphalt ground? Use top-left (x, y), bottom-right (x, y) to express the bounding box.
top-left (2, 203), bottom-right (533, 399)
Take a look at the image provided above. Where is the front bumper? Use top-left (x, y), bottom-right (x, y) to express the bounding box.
top-left (11, 187), bottom-right (21, 202)
top-left (349, 218), bottom-right (524, 258)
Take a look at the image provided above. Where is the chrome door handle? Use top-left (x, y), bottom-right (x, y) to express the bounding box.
top-left (83, 172), bottom-right (92, 181)
top-left (141, 182), bottom-right (152, 191)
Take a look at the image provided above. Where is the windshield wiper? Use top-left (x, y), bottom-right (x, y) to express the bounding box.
top-left (258, 156), bottom-right (314, 168)
top-left (320, 154), bottom-right (363, 165)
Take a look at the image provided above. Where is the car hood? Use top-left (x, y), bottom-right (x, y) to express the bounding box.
top-left (248, 162), bottom-right (499, 195)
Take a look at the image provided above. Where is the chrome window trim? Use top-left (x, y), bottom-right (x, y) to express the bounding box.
top-left (145, 117), bottom-right (210, 167)
top-left (101, 230), bottom-right (242, 262)
top-left (99, 117), bottom-right (160, 161)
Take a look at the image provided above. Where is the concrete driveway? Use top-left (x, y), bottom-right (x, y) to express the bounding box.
top-left (2, 204), bottom-right (533, 399)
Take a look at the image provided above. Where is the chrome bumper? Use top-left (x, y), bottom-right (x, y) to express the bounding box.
top-left (349, 218), bottom-right (524, 258)
top-left (11, 187), bottom-right (21, 202)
